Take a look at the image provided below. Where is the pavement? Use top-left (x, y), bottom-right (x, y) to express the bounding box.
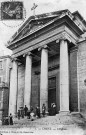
top-left (0, 112), bottom-right (86, 135)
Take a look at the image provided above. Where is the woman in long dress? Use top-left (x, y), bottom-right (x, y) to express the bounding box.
top-left (9, 113), bottom-right (13, 125)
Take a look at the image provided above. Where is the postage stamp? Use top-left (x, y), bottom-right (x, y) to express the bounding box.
top-left (0, 1), bottom-right (26, 27)
top-left (1, 1), bottom-right (23, 20)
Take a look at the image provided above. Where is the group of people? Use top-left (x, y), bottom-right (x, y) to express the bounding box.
top-left (17, 103), bottom-right (46, 121)
top-left (36, 103), bottom-right (46, 118)
top-left (3, 103), bottom-right (56, 125)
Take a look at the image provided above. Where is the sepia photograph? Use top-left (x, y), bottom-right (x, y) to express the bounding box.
top-left (0, 0), bottom-right (86, 134)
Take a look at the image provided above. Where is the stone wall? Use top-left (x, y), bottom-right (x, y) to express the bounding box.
top-left (3, 87), bottom-right (9, 117)
top-left (0, 86), bottom-right (9, 121)
top-left (69, 49), bottom-right (78, 112)
top-left (78, 40), bottom-right (86, 114)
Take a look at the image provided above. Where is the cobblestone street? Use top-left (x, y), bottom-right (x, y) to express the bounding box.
top-left (0, 113), bottom-right (86, 135)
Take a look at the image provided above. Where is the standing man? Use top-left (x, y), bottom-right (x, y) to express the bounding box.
top-left (9, 113), bottom-right (13, 125)
top-left (42, 104), bottom-right (46, 117)
top-left (36, 105), bottom-right (40, 118)
top-left (24, 105), bottom-right (28, 116)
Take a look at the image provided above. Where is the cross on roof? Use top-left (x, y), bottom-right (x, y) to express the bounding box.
top-left (31, 3), bottom-right (38, 16)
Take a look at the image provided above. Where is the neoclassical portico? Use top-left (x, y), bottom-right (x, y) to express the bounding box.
top-left (9, 37), bottom-right (70, 116)
top-left (8, 10), bottom-right (84, 116)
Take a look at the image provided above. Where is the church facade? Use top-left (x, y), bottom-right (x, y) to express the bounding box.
top-left (6, 9), bottom-right (86, 116)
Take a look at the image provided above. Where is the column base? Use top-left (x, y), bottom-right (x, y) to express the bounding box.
top-left (59, 110), bottom-right (70, 115)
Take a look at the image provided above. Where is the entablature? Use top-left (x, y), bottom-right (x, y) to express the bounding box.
top-left (12, 30), bottom-right (77, 58)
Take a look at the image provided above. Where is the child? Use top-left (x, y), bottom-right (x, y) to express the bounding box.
top-left (30, 110), bottom-right (35, 121)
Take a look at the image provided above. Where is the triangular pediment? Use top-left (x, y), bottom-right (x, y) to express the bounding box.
top-left (7, 9), bottom-right (70, 44)
top-left (7, 9), bottom-right (86, 46)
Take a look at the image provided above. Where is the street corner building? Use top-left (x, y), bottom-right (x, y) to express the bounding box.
top-left (0, 55), bottom-right (11, 123)
top-left (6, 9), bottom-right (86, 117)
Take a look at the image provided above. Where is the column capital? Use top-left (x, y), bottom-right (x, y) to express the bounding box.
top-left (38, 45), bottom-right (50, 51)
top-left (56, 32), bottom-right (72, 44)
top-left (11, 57), bottom-right (22, 64)
top-left (10, 58), bottom-right (18, 69)
top-left (23, 52), bottom-right (33, 57)
top-left (11, 57), bottom-right (18, 62)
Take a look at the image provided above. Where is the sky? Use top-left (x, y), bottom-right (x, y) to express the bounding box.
top-left (0, 0), bottom-right (86, 55)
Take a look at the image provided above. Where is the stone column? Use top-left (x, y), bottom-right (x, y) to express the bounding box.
top-left (9, 59), bottom-right (18, 116)
top-left (40, 46), bottom-right (48, 112)
top-left (24, 53), bottom-right (32, 110)
top-left (60, 39), bottom-right (69, 113)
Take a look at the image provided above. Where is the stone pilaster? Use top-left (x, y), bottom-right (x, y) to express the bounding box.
top-left (40, 45), bottom-right (48, 112)
top-left (24, 52), bottom-right (32, 110)
top-left (60, 39), bottom-right (69, 113)
top-left (9, 59), bottom-right (18, 116)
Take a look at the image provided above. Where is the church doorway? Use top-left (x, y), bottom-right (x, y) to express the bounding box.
top-left (48, 77), bottom-right (56, 113)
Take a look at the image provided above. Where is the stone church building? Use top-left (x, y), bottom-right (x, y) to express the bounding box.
top-left (6, 9), bottom-right (86, 116)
